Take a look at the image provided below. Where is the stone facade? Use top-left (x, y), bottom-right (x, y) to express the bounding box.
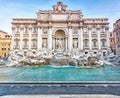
top-left (0, 30), bottom-right (11, 58)
top-left (113, 19), bottom-right (120, 54)
top-left (109, 32), bottom-right (115, 54)
top-left (11, 1), bottom-right (109, 56)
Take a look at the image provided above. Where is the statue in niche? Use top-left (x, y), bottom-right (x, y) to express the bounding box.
top-left (56, 39), bottom-right (62, 49)
top-left (42, 41), bottom-right (47, 48)
top-left (73, 39), bottom-right (78, 48)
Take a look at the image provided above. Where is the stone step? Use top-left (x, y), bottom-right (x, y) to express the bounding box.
top-left (0, 95), bottom-right (120, 98)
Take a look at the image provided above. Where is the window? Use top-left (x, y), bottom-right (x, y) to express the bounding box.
top-left (110, 33), bottom-right (112, 37)
top-left (15, 39), bottom-right (19, 46)
top-left (118, 37), bottom-right (120, 42)
top-left (92, 27), bottom-right (96, 33)
top-left (116, 32), bottom-right (118, 35)
top-left (92, 40), bottom-right (97, 47)
top-left (101, 39), bottom-right (106, 47)
top-left (23, 39), bottom-right (28, 48)
top-left (111, 39), bottom-right (112, 42)
top-left (103, 52), bottom-right (106, 56)
top-left (83, 28), bottom-right (88, 33)
top-left (33, 27), bottom-right (38, 33)
top-left (117, 44), bottom-right (120, 49)
top-left (101, 27), bottom-right (105, 33)
top-left (83, 39), bottom-right (88, 47)
top-left (117, 24), bottom-right (120, 29)
top-left (2, 48), bottom-right (6, 50)
top-left (24, 27), bottom-right (28, 33)
top-left (32, 40), bottom-right (37, 48)
top-left (116, 32), bottom-right (120, 35)
top-left (16, 27), bottom-right (19, 33)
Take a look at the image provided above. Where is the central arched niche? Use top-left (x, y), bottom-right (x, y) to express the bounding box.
top-left (55, 30), bottom-right (65, 38)
top-left (54, 30), bottom-right (66, 50)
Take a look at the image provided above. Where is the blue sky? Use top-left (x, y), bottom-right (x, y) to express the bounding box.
top-left (0, 0), bottom-right (120, 34)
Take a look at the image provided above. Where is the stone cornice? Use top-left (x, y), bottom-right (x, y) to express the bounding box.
top-left (37, 10), bottom-right (82, 14)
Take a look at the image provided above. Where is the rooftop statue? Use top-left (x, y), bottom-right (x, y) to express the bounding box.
top-left (53, 1), bottom-right (67, 12)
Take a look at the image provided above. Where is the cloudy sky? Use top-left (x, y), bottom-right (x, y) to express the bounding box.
top-left (0, 0), bottom-right (120, 34)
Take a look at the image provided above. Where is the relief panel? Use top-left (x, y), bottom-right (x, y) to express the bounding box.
top-left (52, 14), bottom-right (68, 21)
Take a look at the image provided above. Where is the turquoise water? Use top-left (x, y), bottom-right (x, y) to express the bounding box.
top-left (0, 65), bottom-right (120, 83)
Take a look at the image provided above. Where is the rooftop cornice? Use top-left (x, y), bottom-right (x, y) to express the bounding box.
top-left (38, 10), bottom-right (82, 14)
top-left (0, 30), bottom-right (7, 34)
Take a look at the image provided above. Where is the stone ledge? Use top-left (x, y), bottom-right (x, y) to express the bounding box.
top-left (0, 95), bottom-right (120, 98)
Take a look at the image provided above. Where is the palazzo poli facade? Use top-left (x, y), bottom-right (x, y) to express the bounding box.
top-left (11, 1), bottom-right (109, 56)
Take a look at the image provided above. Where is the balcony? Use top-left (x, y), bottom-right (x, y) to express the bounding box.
top-left (31, 46), bottom-right (37, 49)
top-left (14, 45), bottom-right (20, 49)
top-left (83, 34), bottom-right (89, 38)
top-left (83, 46), bottom-right (89, 50)
top-left (23, 46), bottom-right (28, 49)
top-left (100, 34), bottom-right (107, 38)
top-left (92, 47), bottom-right (98, 50)
top-left (101, 47), bottom-right (107, 50)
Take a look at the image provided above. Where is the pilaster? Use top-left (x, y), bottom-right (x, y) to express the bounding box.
top-left (97, 28), bottom-right (101, 50)
top-left (20, 27), bottom-right (23, 50)
top-left (88, 28), bottom-right (92, 50)
top-left (68, 27), bottom-right (73, 50)
top-left (48, 27), bottom-right (52, 50)
top-left (37, 27), bottom-right (42, 50)
top-left (106, 28), bottom-right (110, 48)
top-left (79, 26), bottom-right (83, 50)
top-left (11, 27), bottom-right (15, 50)
top-left (28, 27), bottom-right (32, 50)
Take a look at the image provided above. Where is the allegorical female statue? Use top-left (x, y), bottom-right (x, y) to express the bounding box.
top-left (73, 39), bottom-right (78, 48)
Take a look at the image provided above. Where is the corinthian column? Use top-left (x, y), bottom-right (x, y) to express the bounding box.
top-left (11, 27), bottom-right (15, 50)
top-left (20, 27), bottom-right (23, 50)
top-left (68, 27), bottom-right (73, 50)
top-left (79, 27), bottom-right (83, 50)
top-left (88, 28), bottom-right (92, 50)
top-left (106, 27), bottom-right (110, 47)
top-left (28, 27), bottom-right (32, 50)
top-left (37, 27), bottom-right (42, 50)
top-left (48, 27), bottom-right (52, 50)
top-left (97, 28), bottom-right (101, 50)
